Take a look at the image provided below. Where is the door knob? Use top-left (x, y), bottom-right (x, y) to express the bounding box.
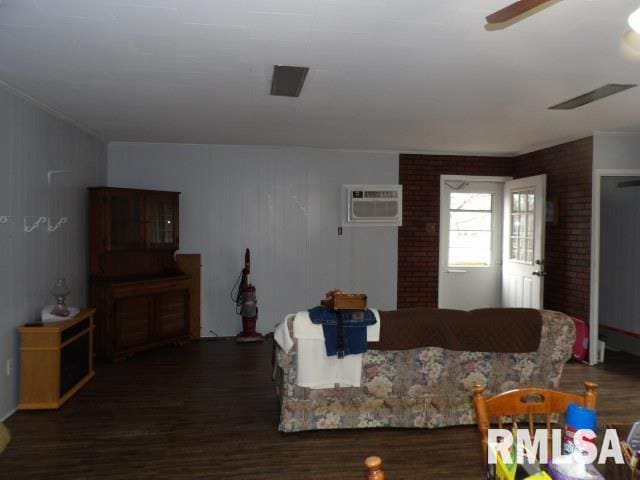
top-left (533, 259), bottom-right (547, 276)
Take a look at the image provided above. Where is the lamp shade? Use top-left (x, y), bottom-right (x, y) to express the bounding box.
top-left (629, 8), bottom-right (640, 34)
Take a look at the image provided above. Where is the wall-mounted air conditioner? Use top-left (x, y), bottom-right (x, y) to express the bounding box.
top-left (342, 184), bottom-right (403, 227)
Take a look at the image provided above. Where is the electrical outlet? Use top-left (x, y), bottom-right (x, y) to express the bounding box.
top-left (6, 358), bottom-right (12, 377)
top-left (426, 223), bottom-right (438, 234)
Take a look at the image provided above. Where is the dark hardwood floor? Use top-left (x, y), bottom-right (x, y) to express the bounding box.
top-left (2, 339), bottom-right (639, 479)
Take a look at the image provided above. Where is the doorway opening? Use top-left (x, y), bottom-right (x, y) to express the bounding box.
top-left (595, 175), bottom-right (640, 360)
top-left (439, 174), bottom-right (547, 311)
top-left (439, 178), bottom-right (504, 310)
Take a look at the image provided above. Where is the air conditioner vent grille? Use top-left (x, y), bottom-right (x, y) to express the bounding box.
top-left (352, 200), bottom-right (398, 219)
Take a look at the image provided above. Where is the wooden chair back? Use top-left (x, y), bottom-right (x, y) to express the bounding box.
top-left (365, 456), bottom-right (384, 480)
top-left (472, 381), bottom-right (598, 464)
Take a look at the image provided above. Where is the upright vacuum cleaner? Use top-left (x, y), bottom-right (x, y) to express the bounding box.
top-left (232, 248), bottom-right (263, 342)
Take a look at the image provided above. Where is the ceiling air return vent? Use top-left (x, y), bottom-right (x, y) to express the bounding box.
top-left (549, 84), bottom-right (637, 110)
top-left (270, 65), bottom-right (309, 97)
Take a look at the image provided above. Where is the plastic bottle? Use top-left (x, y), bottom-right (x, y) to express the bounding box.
top-left (562, 403), bottom-right (598, 456)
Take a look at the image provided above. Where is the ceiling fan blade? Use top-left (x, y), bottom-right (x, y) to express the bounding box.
top-left (486, 0), bottom-right (554, 24)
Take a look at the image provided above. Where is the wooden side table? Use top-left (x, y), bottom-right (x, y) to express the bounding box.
top-left (19, 308), bottom-right (96, 409)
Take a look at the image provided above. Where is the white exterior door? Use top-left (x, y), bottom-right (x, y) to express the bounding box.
top-left (502, 174), bottom-right (547, 309)
top-left (439, 180), bottom-right (504, 310)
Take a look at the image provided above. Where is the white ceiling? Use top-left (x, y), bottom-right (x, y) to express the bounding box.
top-left (1, 0), bottom-right (640, 155)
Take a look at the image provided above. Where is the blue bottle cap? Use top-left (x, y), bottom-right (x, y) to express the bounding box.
top-left (566, 403), bottom-right (597, 432)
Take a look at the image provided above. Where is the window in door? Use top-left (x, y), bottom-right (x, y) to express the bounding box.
top-left (448, 192), bottom-right (493, 267)
top-left (509, 189), bottom-right (535, 264)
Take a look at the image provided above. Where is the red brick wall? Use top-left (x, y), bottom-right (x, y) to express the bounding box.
top-left (513, 137), bottom-right (593, 320)
top-left (398, 137), bottom-right (593, 320)
top-left (397, 155), bottom-right (514, 308)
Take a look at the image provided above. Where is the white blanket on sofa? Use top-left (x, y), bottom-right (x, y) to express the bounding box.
top-left (274, 310), bottom-right (380, 389)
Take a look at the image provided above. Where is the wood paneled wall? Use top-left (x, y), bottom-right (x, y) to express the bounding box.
top-left (108, 143), bottom-right (399, 337)
top-left (0, 86), bottom-right (106, 419)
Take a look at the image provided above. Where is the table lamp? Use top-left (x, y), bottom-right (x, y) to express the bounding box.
top-left (50, 278), bottom-right (71, 317)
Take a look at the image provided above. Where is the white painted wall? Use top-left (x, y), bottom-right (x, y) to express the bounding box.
top-left (0, 86), bottom-right (106, 419)
top-left (108, 143), bottom-right (398, 337)
top-left (593, 132), bottom-right (640, 170)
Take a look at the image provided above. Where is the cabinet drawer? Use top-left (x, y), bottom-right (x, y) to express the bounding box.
top-left (112, 278), bottom-right (190, 299)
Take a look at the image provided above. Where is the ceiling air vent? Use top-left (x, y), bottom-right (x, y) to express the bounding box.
top-left (549, 84), bottom-right (637, 110)
top-left (270, 65), bottom-right (309, 97)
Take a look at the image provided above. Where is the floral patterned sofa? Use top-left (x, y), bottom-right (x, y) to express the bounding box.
top-left (274, 309), bottom-right (575, 432)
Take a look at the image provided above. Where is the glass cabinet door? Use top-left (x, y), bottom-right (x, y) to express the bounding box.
top-left (108, 190), bottom-right (145, 250)
top-left (146, 193), bottom-right (178, 249)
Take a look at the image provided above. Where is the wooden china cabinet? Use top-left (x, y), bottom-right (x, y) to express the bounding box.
top-left (89, 187), bottom-right (190, 361)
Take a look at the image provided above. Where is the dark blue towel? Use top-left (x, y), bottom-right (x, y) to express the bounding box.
top-left (308, 306), bottom-right (376, 358)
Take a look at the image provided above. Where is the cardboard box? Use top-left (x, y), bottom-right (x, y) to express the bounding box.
top-left (320, 293), bottom-right (367, 310)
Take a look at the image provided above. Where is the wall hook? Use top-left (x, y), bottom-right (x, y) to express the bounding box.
top-left (24, 216), bottom-right (47, 233)
top-left (48, 217), bottom-right (68, 232)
